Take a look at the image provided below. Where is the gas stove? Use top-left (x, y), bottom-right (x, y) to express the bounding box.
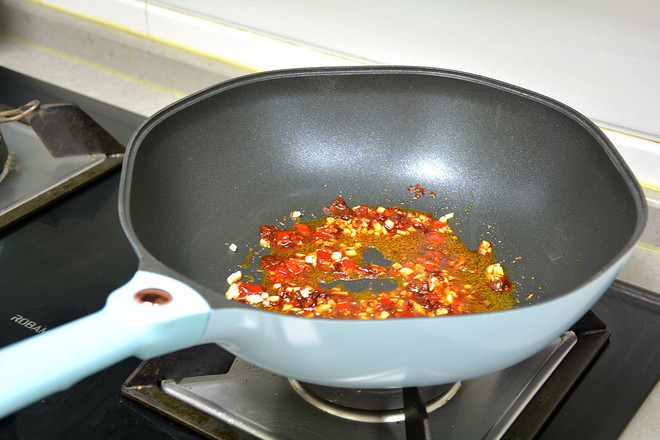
top-left (120, 310), bottom-right (610, 440)
top-left (0, 66), bottom-right (658, 440)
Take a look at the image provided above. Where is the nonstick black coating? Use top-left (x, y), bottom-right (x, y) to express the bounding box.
top-left (122, 66), bottom-right (645, 309)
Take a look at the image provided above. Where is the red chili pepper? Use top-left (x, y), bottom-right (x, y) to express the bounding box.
top-left (274, 230), bottom-right (290, 240)
top-left (426, 232), bottom-right (446, 245)
top-left (316, 250), bottom-right (333, 261)
top-left (274, 230), bottom-right (299, 247)
top-left (425, 250), bottom-right (445, 259)
top-left (271, 264), bottom-right (292, 283)
top-left (294, 222), bottom-right (312, 238)
top-left (260, 255), bottom-right (281, 269)
top-left (314, 227), bottom-right (336, 239)
top-left (430, 221), bottom-right (447, 231)
top-left (285, 258), bottom-right (307, 276)
top-left (378, 297), bottom-right (393, 308)
top-left (352, 205), bottom-right (373, 217)
top-left (341, 259), bottom-right (356, 269)
top-left (335, 300), bottom-right (353, 312)
top-left (422, 261), bottom-right (438, 272)
top-left (236, 281), bottom-right (265, 295)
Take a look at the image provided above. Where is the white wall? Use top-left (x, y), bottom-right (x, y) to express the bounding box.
top-left (27, 0), bottom-right (660, 141)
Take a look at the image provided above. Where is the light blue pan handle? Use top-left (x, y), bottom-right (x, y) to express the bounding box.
top-left (0, 271), bottom-right (211, 419)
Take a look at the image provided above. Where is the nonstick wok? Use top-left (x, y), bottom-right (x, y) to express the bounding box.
top-left (0, 66), bottom-right (646, 418)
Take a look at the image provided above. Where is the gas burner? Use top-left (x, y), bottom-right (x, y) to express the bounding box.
top-left (289, 380), bottom-right (461, 423)
top-left (122, 311), bottom-right (609, 440)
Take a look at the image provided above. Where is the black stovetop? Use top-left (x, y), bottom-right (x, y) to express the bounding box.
top-left (0, 66), bottom-right (659, 440)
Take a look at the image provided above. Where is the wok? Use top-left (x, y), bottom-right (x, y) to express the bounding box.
top-left (0, 66), bottom-right (646, 418)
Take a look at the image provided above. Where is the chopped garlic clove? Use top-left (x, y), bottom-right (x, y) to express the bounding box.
top-left (227, 270), bottom-right (242, 284)
top-left (225, 283), bottom-right (239, 300)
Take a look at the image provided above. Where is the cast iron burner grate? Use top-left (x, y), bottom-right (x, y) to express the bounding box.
top-left (122, 311), bottom-right (609, 440)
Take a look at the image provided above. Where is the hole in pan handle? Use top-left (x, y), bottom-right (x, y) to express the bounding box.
top-left (0, 271), bottom-right (211, 419)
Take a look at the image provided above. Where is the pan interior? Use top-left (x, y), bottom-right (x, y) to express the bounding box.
top-left (125, 69), bottom-right (641, 309)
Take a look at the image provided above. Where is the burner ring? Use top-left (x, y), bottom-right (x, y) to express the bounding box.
top-left (288, 379), bottom-right (462, 423)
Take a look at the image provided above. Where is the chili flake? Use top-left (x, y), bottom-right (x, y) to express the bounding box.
top-left (226, 197), bottom-right (516, 318)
